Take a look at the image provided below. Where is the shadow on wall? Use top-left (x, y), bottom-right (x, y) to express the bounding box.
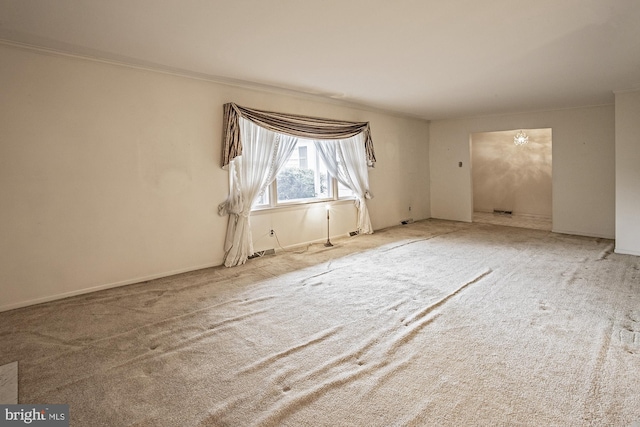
top-left (471, 129), bottom-right (552, 218)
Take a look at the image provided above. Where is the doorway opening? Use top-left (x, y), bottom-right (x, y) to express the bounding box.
top-left (471, 128), bottom-right (552, 231)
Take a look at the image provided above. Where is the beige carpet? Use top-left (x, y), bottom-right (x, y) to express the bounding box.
top-left (0, 361), bottom-right (18, 404)
top-left (473, 211), bottom-right (552, 231)
top-left (1, 219), bottom-right (639, 426)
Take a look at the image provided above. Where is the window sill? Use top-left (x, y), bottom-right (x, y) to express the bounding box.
top-left (251, 198), bottom-right (356, 215)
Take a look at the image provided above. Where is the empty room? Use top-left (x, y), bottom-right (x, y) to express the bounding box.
top-left (1, 1), bottom-right (639, 426)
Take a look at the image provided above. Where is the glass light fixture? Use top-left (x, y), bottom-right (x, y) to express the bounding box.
top-left (514, 130), bottom-right (529, 146)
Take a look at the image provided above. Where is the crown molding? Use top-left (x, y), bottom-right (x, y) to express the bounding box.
top-left (0, 38), bottom-right (428, 122)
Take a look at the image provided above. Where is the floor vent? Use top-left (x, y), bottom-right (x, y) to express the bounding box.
top-left (248, 248), bottom-right (275, 259)
top-left (493, 209), bottom-right (513, 215)
top-left (349, 231), bottom-right (359, 237)
top-left (400, 218), bottom-right (414, 225)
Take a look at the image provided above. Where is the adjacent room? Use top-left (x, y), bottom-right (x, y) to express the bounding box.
top-left (471, 128), bottom-right (552, 231)
top-left (1, 1), bottom-right (639, 426)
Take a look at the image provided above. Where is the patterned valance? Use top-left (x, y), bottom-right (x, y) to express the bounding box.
top-left (221, 103), bottom-right (376, 167)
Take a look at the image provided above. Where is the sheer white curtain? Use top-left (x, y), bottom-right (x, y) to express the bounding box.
top-left (314, 134), bottom-right (374, 234)
top-left (218, 118), bottom-right (297, 267)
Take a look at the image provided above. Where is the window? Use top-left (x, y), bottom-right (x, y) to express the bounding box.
top-left (220, 103), bottom-right (375, 266)
top-left (297, 145), bottom-right (308, 169)
top-left (337, 180), bottom-right (355, 199)
top-left (254, 139), bottom-right (354, 209)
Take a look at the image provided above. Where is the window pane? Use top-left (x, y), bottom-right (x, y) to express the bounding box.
top-left (277, 140), bottom-right (330, 202)
top-left (255, 186), bottom-right (269, 207)
top-left (298, 145), bottom-right (308, 169)
top-left (337, 181), bottom-right (355, 199)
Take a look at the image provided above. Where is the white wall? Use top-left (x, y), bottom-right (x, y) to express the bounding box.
top-left (0, 43), bottom-right (430, 311)
top-left (430, 106), bottom-right (615, 238)
top-left (615, 89), bottom-right (640, 256)
top-left (472, 129), bottom-right (552, 218)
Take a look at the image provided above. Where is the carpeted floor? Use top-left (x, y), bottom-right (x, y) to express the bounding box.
top-left (0, 361), bottom-right (18, 404)
top-left (473, 211), bottom-right (552, 231)
top-left (1, 219), bottom-right (639, 426)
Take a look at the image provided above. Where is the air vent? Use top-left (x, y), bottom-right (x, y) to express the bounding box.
top-left (400, 218), bottom-right (414, 225)
top-left (349, 231), bottom-right (359, 237)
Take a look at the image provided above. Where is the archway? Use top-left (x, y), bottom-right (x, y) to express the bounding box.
top-left (471, 128), bottom-right (552, 231)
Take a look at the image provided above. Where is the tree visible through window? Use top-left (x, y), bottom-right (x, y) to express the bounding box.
top-left (254, 139), bottom-right (351, 208)
top-left (277, 168), bottom-right (315, 200)
top-left (276, 139), bottom-right (329, 202)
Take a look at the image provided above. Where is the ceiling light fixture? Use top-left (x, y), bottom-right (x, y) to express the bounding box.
top-left (514, 130), bottom-right (529, 146)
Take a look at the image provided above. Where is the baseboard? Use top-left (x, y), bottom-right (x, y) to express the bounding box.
top-left (0, 262), bottom-right (219, 313)
top-left (551, 228), bottom-right (615, 240)
top-left (1, 230), bottom-right (365, 312)
top-left (614, 247), bottom-right (640, 257)
top-left (475, 210), bottom-right (551, 220)
top-left (511, 213), bottom-right (552, 220)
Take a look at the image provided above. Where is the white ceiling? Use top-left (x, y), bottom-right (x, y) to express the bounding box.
top-left (1, 0), bottom-right (639, 120)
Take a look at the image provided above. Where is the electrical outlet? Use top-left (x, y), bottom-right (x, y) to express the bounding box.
top-left (269, 229), bottom-right (275, 237)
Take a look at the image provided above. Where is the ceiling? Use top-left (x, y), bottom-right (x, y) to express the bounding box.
top-left (1, 0), bottom-right (639, 120)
